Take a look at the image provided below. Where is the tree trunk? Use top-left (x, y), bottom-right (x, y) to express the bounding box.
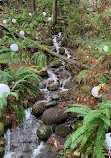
top-left (52, 0), bottom-right (57, 25)
top-left (31, 0), bottom-right (36, 12)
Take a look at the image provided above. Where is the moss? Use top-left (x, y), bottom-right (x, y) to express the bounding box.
top-left (32, 102), bottom-right (46, 117)
top-left (0, 147), bottom-right (4, 158)
top-left (59, 47), bottom-right (65, 55)
top-left (45, 38), bottom-right (53, 46)
top-left (0, 123), bottom-right (4, 137)
top-left (55, 124), bottom-right (70, 138)
top-left (80, 85), bottom-right (92, 94)
top-left (50, 60), bottom-right (61, 68)
top-left (37, 125), bottom-right (52, 141)
top-left (0, 137), bottom-right (6, 147)
top-left (1, 115), bottom-right (12, 129)
top-left (30, 66), bottom-right (42, 71)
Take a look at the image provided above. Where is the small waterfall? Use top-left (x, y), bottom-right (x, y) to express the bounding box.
top-left (52, 32), bottom-right (71, 91)
top-left (4, 32), bottom-right (72, 158)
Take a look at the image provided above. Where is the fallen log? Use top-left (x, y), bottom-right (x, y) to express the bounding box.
top-left (0, 23), bottom-right (91, 70)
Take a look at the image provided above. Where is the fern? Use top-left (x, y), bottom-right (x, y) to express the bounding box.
top-left (0, 70), bottom-right (13, 84)
top-left (31, 52), bottom-right (47, 66)
top-left (64, 101), bottom-right (111, 157)
top-left (78, 70), bottom-right (90, 84)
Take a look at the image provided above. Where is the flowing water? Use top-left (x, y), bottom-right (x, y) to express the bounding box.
top-left (3, 32), bottom-right (72, 158)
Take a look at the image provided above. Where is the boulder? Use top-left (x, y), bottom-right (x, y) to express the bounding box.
top-left (47, 83), bottom-right (59, 91)
top-left (32, 102), bottom-right (46, 117)
top-left (45, 101), bottom-right (57, 108)
top-left (42, 108), bottom-right (68, 125)
top-left (45, 38), bottom-right (53, 46)
top-left (51, 94), bottom-right (59, 100)
top-left (0, 123), bottom-right (4, 137)
top-left (50, 60), bottom-right (61, 68)
top-left (59, 47), bottom-right (65, 55)
top-left (29, 66), bottom-right (48, 77)
top-left (55, 124), bottom-right (70, 138)
top-left (0, 147), bottom-right (4, 158)
top-left (37, 125), bottom-right (52, 141)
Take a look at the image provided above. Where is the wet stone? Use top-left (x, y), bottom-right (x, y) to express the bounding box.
top-left (51, 94), bottom-right (59, 100)
top-left (47, 83), bottom-right (59, 91)
top-left (42, 108), bottom-right (68, 125)
top-left (37, 125), bottom-right (52, 141)
top-left (45, 100), bottom-right (57, 108)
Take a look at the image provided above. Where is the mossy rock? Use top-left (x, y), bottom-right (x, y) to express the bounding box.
top-left (42, 108), bottom-right (68, 125)
top-left (80, 85), bottom-right (92, 94)
top-left (0, 123), bottom-right (4, 137)
top-left (59, 47), bottom-right (65, 55)
top-left (61, 36), bottom-right (67, 47)
top-left (32, 102), bottom-right (46, 117)
top-left (45, 38), bottom-right (53, 46)
top-left (50, 60), bottom-right (61, 68)
top-left (0, 147), bottom-right (4, 158)
top-left (55, 124), bottom-right (70, 138)
top-left (29, 66), bottom-right (48, 77)
top-left (45, 100), bottom-right (57, 108)
top-left (47, 83), bottom-right (59, 91)
top-left (37, 125), bottom-right (52, 141)
top-left (0, 60), bottom-right (9, 70)
top-left (73, 120), bottom-right (83, 132)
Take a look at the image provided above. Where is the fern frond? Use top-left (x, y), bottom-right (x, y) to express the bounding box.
top-left (78, 70), bottom-right (90, 84)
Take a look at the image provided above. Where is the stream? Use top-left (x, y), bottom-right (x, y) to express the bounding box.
top-left (3, 32), bottom-right (72, 158)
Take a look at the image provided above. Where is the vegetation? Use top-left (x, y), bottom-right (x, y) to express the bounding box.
top-left (0, 0), bottom-right (110, 157)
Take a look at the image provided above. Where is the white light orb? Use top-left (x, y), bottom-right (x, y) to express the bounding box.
top-left (0, 84), bottom-right (10, 98)
top-left (10, 44), bottom-right (18, 52)
top-left (19, 31), bottom-right (25, 36)
top-left (48, 17), bottom-right (51, 21)
top-left (43, 12), bottom-right (46, 16)
top-left (29, 13), bottom-right (32, 16)
top-left (91, 86), bottom-right (102, 98)
top-left (103, 45), bottom-right (109, 52)
top-left (12, 19), bottom-right (16, 23)
top-left (3, 20), bottom-right (7, 24)
top-left (37, 28), bottom-right (39, 31)
top-left (105, 133), bottom-right (111, 150)
top-left (87, 56), bottom-right (89, 58)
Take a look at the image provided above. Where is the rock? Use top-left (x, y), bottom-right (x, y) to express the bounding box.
top-left (0, 123), bottom-right (4, 137)
top-left (59, 71), bottom-right (69, 79)
top-left (42, 108), bottom-right (68, 125)
top-left (50, 60), bottom-right (61, 68)
top-left (45, 38), bottom-right (53, 46)
top-left (55, 124), bottom-right (70, 138)
top-left (37, 125), bottom-right (52, 141)
top-left (47, 83), bottom-right (59, 91)
top-left (29, 66), bottom-right (48, 77)
top-left (45, 101), bottom-right (57, 108)
top-left (61, 36), bottom-right (67, 47)
top-left (0, 147), bottom-right (4, 158)
top-left (51, 94), bottom-right (59, 100)
top-left (59, 47), bottom-right (65, 55)
top-left (32, 102), bottom-right (47, 117)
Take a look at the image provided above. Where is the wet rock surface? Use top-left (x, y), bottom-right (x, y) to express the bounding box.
top-left (37, 125), bottom-right (52, 141)
top-left (42, 108), bottom-right (68, 125)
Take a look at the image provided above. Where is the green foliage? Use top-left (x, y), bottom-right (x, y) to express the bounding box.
top-left (64, 101), bottom-right (111, 157)
top-left (31, 52), bottom-right (47, 66)
top-left (78, 70), bottom-right (90, 84)
top-left (0, 92), bottom-right (18, 118)
top-left (0, 70), bottom-right (12, 84)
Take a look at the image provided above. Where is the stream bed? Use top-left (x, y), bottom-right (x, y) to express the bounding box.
top-left (3, 32), bottom-right (72, 158)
